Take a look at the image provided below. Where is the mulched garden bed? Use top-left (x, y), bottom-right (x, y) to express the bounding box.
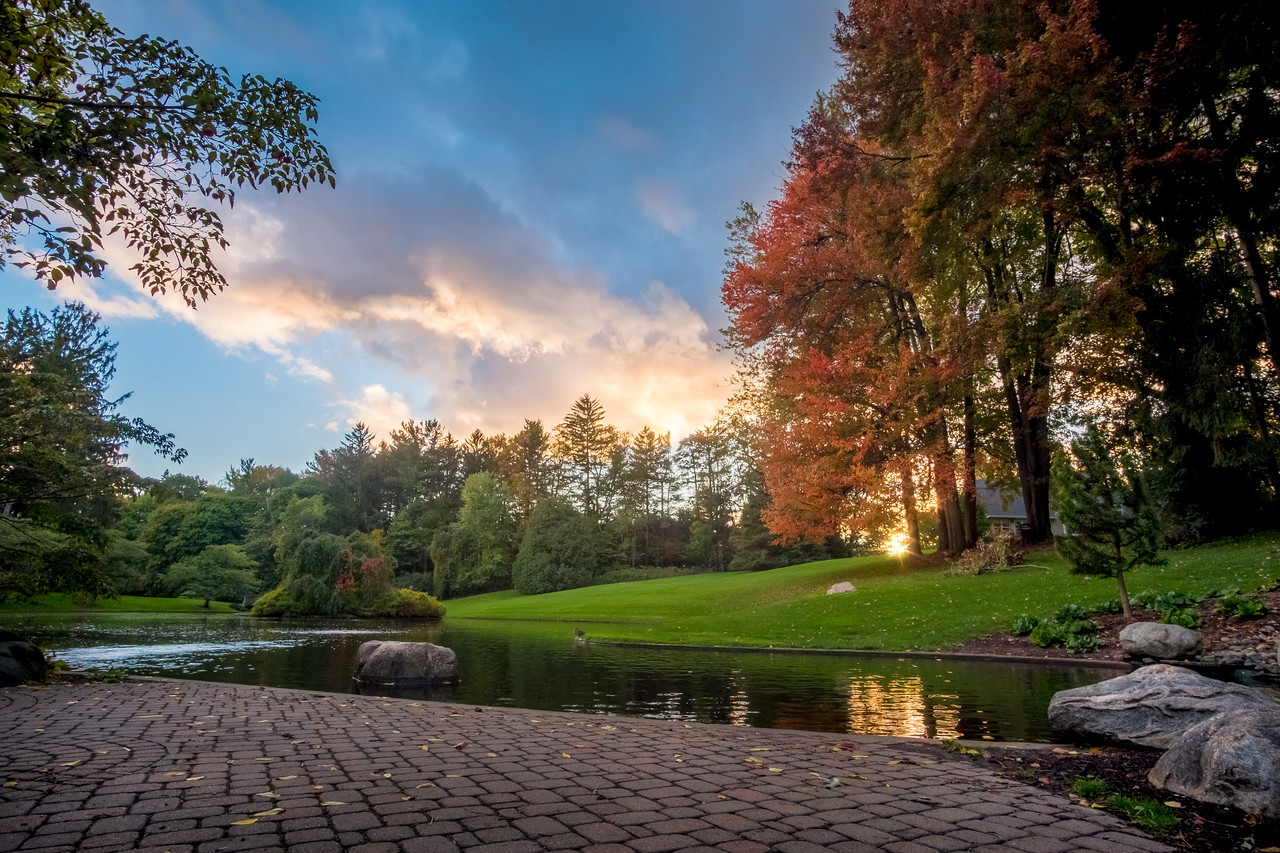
top-left (980, 744), bottom-right (1279, 851)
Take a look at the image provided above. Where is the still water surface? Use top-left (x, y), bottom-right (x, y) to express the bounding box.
top-left (2, 612), bottom-right (1111, 742)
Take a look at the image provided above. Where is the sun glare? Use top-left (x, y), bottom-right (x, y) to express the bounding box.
top-left (883, 532), bottom-right (909, 555)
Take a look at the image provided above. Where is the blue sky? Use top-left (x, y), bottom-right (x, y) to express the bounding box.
top-left (2, 0), bottom-right (842, 483)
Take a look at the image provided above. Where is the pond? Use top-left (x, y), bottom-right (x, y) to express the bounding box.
top-left (0, 611), bottom-right (1115, 743)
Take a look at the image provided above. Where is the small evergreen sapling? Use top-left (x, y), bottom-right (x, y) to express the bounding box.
top-left (1051, 428), bottom-right (1164, 618)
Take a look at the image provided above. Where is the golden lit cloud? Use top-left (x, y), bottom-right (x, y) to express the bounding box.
top-left (72, 168), bottom-right (734, 444)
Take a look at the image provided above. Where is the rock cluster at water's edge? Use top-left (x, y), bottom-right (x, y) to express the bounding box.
top-left (1050, 664), bottom-right (1280, 818)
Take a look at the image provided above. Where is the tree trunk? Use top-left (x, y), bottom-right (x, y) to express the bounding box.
top-left (984, 259), bottom-right (1054, 546)
top-left (1242, 357), bottom-right (1280, 497)
top-left (996, 358), bottom-right (1054, 544)
top-left (1203, 96), bottom-right (1280, 375)
top-left (931, 450), bottom-right (967, 556)
top-left (1114, 542), bottom-right (1132, 619)
top-left (961, 390), bottom-right (978, 545)
top-left (901, 466), bottom-right (922, 555)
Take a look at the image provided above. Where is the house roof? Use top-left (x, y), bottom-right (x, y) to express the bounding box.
top-left (975, 479), bottom-right (1058, 520)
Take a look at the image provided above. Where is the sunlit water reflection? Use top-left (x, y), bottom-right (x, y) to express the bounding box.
top-left (0, 611), bottom-right (1112, 742)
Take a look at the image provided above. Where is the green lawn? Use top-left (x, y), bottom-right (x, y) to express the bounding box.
top-left (3, 533), bottom-right (1275, 651)
top-left (0, 594), bottom-right (236, 614)
top-left (447, 533), bottom-right (1280, 651)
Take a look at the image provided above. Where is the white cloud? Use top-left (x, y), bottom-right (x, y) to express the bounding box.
top-left (48, 276), bottom-right (159, 321)
top-left (333, 384), bottom-right (413, 437)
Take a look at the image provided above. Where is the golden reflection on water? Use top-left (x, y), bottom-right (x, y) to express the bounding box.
top-left (845, 675), bottom-right (962, 738)
top-left (726, 674), bottom-right (753, 727)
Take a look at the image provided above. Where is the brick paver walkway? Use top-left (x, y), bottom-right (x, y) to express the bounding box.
top-left (0, 679), bottom-right (1172, 853)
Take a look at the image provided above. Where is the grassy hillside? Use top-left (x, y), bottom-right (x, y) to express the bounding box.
top-left (447, 533), bottom-right (1280, 651)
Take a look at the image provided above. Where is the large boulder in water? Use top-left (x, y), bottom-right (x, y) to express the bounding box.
top-left (1150, 708), bottom-right (1280, 818)
top-left (354, 641), bottom-right (457, 685)
top-left (0, 629), bottom-right (47, 687)
top-left (1048, 664), bottom-right (1278, 748)
top-left (1118, 622), bottom-right (1202, 659)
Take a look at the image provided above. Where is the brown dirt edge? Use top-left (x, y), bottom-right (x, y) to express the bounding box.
top-left (585, 638), bottom-right (1135, 668)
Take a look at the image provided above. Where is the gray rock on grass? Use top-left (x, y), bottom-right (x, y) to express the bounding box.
top-left (1048, 664), bottom-right (1278, 748)
top-left (1150, 708), bottom-right (1280, 818)
top-left (826, 582), bottom-right (855, 595)
top-left (1118, 622), bottom-right (1202, 659)
top-left (354, 640), bottom-right (457, 685)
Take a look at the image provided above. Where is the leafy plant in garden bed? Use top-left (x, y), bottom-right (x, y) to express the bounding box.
top-left (1067, 776), bottom-right (1183, 836)
top-left (1160, 607), bottom-right (1200, 629)
top-left (1014, 602), bottom-right (1105, 653)
top-left (1130, 589), bottom-right (1206, 629)
top-left (1010, 615), bottom-right (1040, 636)
top-left (1132, 589), bottom-right (1206, 610)
top-left (1216, 593), bottom-right (1271, 619)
